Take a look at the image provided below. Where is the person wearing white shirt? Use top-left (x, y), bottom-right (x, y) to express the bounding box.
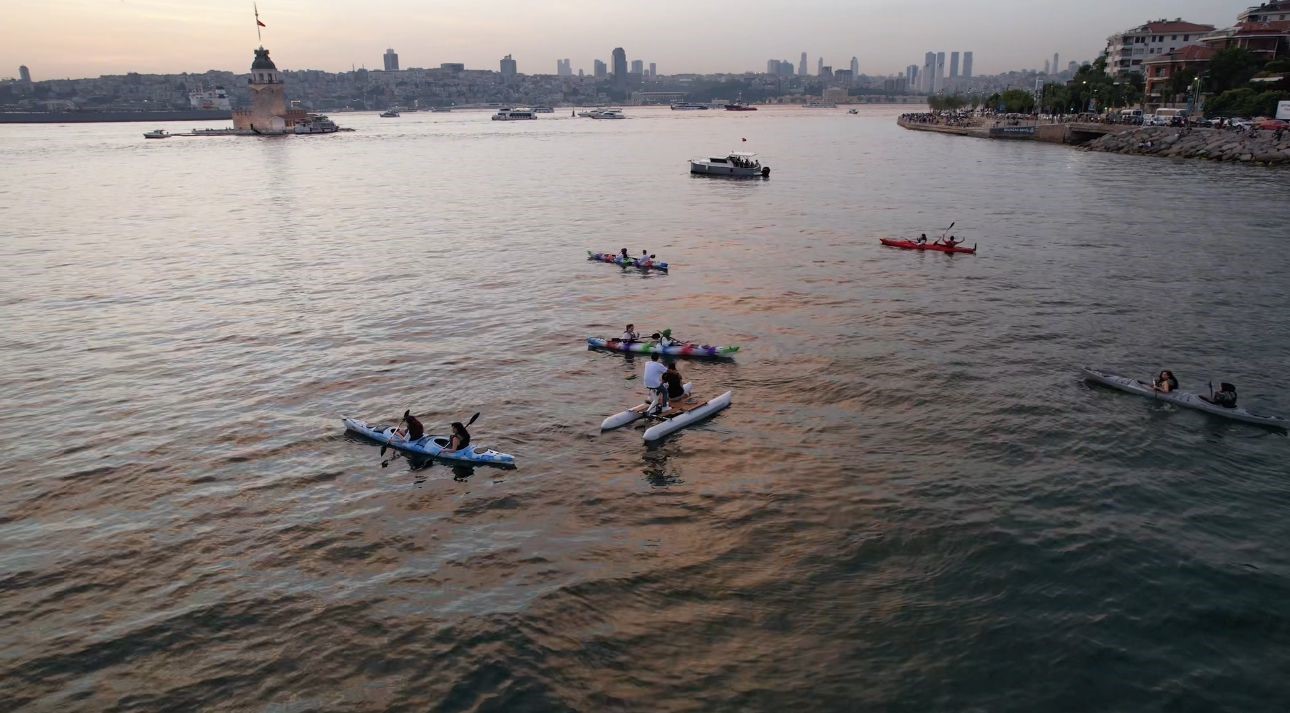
top-left (642, 352), bottom-right (670, 413)
top-left (621, 324), bottom-right (639, 342)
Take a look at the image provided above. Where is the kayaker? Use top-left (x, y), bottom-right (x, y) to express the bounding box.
top-left (396, 410), bottom-right (424, 441)
top-left (663, 362), bottom-right (686, 400)
top-left (657, 329), bottom-right (679, 348)
top-left (916, 233), bottom-right (928, 244)
top-left (1202, 382), bottom-right (1239, 408)
top-left (643, 352), bottom-right (669, 411)
top-left (621, 324), bottom-right (640, 342)
top-left (443, 421), bottom-right (471, 452)
top-left (619, 248), bottom-right (630, 261)
top-left (640, 250), bottom-right (650, 265)
top-left (1153, 370), bottom-right (1179, 393)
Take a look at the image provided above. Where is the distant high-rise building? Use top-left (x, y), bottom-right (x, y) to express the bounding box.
top-left (935, 51), bottom-right (945, 89)
top-left (1043, 59), bottom-right (1050, 75)
top-left (612, 47), bottom-right (627, 88)
top-left (949, 51), bottom-right (960, 79)
top-left (1068, 60), bottom-right (1079, 73)
top-left (383, 48), bottom-right (399, 72)
top-left (850, 56), bottom-right (859, 77)
top-left (556, 58), bottom-right (573, 76)
top-left (906, 64), bottom-right (918, 87)
top-left (767, 59), bottom-right (779, 74)
top-left (593, 59), bottom-right (607, 78)
top-left (817, 57), bottom-right (824, 76)
top-left (963, 51), bottom-right (973, 78)
top-left (18, 65), bottom-right (31, 83)
top-left (630, 59), bottom-right (643, 75)
top-left (922, 51), bottom-right (936, 93)
top-left (500, 54), bottom-right (517, 81)
top-left (821, 65), bottom-right (833, 80)
top-left (1052, 52), bottom-right (1060, 76)
top-left (799, 52), bottom-right (808, 76)
top-left (649, 62), bottom-right (656, 77)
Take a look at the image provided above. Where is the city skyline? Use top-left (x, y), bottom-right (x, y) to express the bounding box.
top-left (1, 0), bottom-right (1247, 80)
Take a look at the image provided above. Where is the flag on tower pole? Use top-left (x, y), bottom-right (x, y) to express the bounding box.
top-left (254, 3), bottom-right (265, 42)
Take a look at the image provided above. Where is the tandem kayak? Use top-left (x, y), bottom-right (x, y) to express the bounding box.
top-left (588, 337), bottom-right (739, 359)
top-left (342, 417), bottom-right (518, 466)
top-left (1081, 368), bottom-right (1287, 430)
top-left (587, 251), bottom-right (670, 271)
top-left (601, 383), bottom-right (694, 430)
top-left (879, 238), bottom-right (977, 254)
top-left (643, 391), bottom-right (733, 443)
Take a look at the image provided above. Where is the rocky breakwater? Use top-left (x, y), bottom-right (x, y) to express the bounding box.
top-left (1084, 126), bottom-right (1290, 165)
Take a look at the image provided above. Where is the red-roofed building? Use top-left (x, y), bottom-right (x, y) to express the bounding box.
top-left (1238, 1), bottom-right (1290, 24)
top-left (1106, 19), bottom-right (1216, 75)
top-left (1200, 20), bottom-right (1290, 60)
top-left (1143, 45), bottom-right (1218, 108)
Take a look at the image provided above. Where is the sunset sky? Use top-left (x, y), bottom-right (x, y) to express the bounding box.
top-left (2, 0), bottom-right (1242, 80)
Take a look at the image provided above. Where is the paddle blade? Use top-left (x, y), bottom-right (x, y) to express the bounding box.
top-left (466, 412), bottom-right (481, 426)
top-left (379, 445), bottom-right (388, 456)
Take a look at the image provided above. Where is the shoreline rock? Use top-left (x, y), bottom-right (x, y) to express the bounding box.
top-left (1082, 126), bottom-right (1290, 165)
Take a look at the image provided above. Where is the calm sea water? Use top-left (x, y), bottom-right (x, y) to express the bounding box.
top-left (2, 106), bottom-right (1289, 712)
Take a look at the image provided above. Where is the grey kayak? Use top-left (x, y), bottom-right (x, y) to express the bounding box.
top-left (1081, 367), bottom-right (1287, 430)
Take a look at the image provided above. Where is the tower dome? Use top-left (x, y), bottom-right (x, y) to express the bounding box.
top-left (251, 47), bottom-right (277, 70)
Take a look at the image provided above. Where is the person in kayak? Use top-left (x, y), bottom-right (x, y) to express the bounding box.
top-left (442, 421), bottom-right (471, 452)
top-left (396, 410), bottom-right (424, 441)
top-left (643, 352), bottom-right (669, 411)
top-left (916, 233), bottom-right (928, 244)
top-left (656, 329), bottom-right (681, 348)
top-left (1201, 382), bottom-right (1238, 408)
top-left (663, 362), bottom-right (686, 400)
top-left (621, 324), bottom-right (640, 342)
top-left (1153, 370), bottom-right (1179, 393)
top-left (619, 248), bottom-right (630, 261)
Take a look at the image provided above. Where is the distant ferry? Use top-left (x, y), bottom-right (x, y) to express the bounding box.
top-left (531, 106), bottom-right (554, 113)
top-left (804, 101), bottom-right (837, 109)
top-left (189, 85), bottom-right (231, 111)
top-left (380, 108), bottom-right (401, 117)
top-left (492, 109), bottom-right (537, 121)
top-left (295, 114), bottom-right (339, 134)
top-left (670, 102), bottom-right (709, 111)
top-left (724, 102), bottom-right (757, 111)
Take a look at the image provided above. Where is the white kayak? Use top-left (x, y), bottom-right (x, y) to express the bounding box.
top-left (1081, 368), bottom-right (1287, 430)
top-left (601, 383), bottom-right (693, 430)
top-left (342, 417), bottom-right (517, 466)
top-left (643, 390), bottom-right (733, 443)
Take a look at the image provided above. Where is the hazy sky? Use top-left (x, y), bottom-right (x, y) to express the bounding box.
top-left (2, 0), bottom-right (1246, 80)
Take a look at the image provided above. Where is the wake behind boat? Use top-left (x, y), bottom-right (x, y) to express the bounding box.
top-left (342, 417), bottom-right (518, 466)
top-left (1081, 368), bottom-right (1287, 430)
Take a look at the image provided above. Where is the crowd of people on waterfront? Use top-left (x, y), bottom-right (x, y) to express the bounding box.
top-left (898, 112), bottom-right (977, 127)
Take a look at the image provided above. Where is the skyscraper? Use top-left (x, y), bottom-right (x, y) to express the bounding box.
top-left (594, 59), bottom-right (607, 78)
top-left (1043, 59), bottom-right (1050, 75)
top-left (906, 64), bottom-right (918, 87)
top-left (799, 52), bottom-right (807, 76)
top-left (923, 51), bottom-right (936, 93)
top-left (817, 57), bottom-right (823, 76)
top-left (500, 54), bottom-right (517, 81)
top-left (649, 62), bottom-right (656, 77)
top-left (850, 56), bottom-right (859, 77)
top-left (1053, 52), bottom-right (1060, 76)
top-left (949, 51), bottom-right (960, 79)
top-left (611, 47), bottom-right (627, 88)
top-left (383, 48), bottom-right (399, 72)
top-left (18, 65), bottom-right (31, 83)
top-left (963, 51), bottom-right (973, 78)
top-left (935, 51), bottom-right (945, 90)
top-left (631, 59), bottom-right (643, 75)
top-left (556, 58), bottom-right (573, 76)
top-left (768, 59), bottom-right (779, 74)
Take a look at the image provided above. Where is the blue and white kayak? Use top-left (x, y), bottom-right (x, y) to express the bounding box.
top-left (342, 417), bottom-right (517, 466)
top-left (643, 390), bottom-right (733, 443)
top-left (1081, 368), bottom-right (1287, 430)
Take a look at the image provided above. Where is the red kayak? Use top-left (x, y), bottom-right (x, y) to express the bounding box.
top-left (879, 238), bottom-right (977, 254)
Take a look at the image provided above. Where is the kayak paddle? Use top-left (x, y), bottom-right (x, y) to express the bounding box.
top-left (380, 412), bottom-right (407, 457)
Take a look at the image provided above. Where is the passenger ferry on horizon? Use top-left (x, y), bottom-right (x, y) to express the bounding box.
top-left (670, 102), bottom-right (709, 110)
top-left (492, 108), bottom-right (537, 121)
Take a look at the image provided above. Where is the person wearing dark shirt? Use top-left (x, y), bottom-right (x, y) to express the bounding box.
top-left (1153, 370), bottom-right (1179, 393)
top-left (445, 421), bottom-right (471, 452)
top-left (1202, 383), bottom-right (1238, 408)
top-left (662, 362), bottom-right (686, 399)
top-left (397, 410), bottom-right (424, 441)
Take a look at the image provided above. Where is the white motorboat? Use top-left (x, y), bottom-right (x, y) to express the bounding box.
top-left (294, 114), bottom-right (339, 134)
top-left (848, 108), bottom-right (859, 114)
top-left (379, 108), bottom-right (401, 117)
top-left (588, 108), bottom-right (626, 119)
top-left (492, 109), bottom-right (537, 121)
top-left (689, 152), bottom-right (770, 178)
top-left (143, 129), bottom-right (171, 139)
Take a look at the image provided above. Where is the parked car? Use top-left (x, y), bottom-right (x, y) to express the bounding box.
top-left (1228, 117), bottom-right (1254, 129)
top-left (1257, 118), bottom-right (1288, 130)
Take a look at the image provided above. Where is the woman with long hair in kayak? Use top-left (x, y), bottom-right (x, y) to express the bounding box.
top-left (395, 410), bottom-right (424, 441)
top-left (1153, 370), bottom-right (1179, 393)
top-left (443, 421), bottom-right (471, 453)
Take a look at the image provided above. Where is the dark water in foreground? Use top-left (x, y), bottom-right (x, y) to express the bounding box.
top-left (2, 106), bottom-right (1289, 712)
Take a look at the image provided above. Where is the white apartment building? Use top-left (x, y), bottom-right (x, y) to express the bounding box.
top-left (1105, 19), bottom-right (1215, 75)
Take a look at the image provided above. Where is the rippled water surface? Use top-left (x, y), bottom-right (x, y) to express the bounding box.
top-left (2, 106), bottom-right (1290, 712)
